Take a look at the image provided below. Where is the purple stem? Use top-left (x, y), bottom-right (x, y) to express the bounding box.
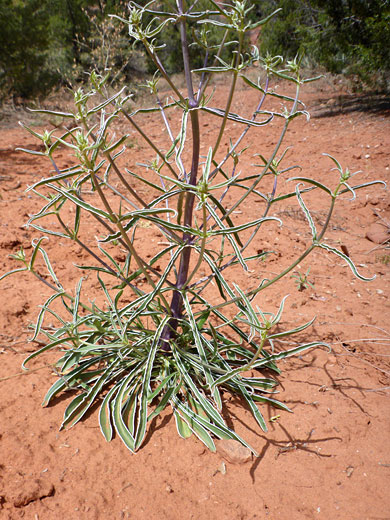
top-left (160, 0), bottom-right (200, 350)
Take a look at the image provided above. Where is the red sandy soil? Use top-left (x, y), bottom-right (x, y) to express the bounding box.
top-left (0, 78), bottom-right (389, 520)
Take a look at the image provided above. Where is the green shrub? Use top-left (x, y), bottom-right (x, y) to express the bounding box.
top-left (2, 0), bottom-right (384, 453)
top-left (0, 0), bottom-right (89, 100)
top-left (255, 0), bottom-right (390, 89)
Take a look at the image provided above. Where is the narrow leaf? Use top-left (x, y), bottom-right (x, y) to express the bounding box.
top-left (317, 243), bottom-right (376, 281)
top-left (99, 385), bottom-right (119, 442)
top-left (295, 183), bottom-right (317, 240)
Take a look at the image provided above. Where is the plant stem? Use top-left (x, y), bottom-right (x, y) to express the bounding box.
top-left (104, 151), bottom-right (147, 207)
top-left (220, 83), bottom-right (301, 221)
top-left (56, 214), bottom-right (143, 294)
top-left (88, 166), bottom-right (170, 310)
top-left (184, 202), bottom-right (207, 288)
top-left (209, 75), bottom-right (270, 181)
top-left (197, 29), bottom-right (229, 102)
top-left (160, 0), bottom-right (201, 349)
top-left (142, 39), bottom-right (185, 103)
top-left (212, 32), bottom-right (243, 159)
top-left (120, 109), bottom-right (179, 180)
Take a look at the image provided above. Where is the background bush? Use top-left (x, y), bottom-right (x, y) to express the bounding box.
top-left (0, 0), bottom-right (87, 99)
top-left (254, 0), bottom-right (390, 89)
top-left (1, 0), bottom-right (389, 101)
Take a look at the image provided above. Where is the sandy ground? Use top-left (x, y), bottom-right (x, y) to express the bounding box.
top-left (0, 77), bottom-right (389, 520)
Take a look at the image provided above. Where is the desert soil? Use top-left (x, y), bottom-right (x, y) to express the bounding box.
top-left (0, 77), bottom-right (389, 520)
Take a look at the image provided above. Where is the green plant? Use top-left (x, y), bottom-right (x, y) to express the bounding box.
top-left (0, 0), bottom-right (89, 100)
top-left (2, 0), bottom-right (385, 454)
top-left (75, 1), bottom-right (148, 87)
top-left (255, 0), bottom-right (390, 90)
top-left (376, 254), bottom-right (390, 265)
top-left (291, 267), bottom-right (314, 291)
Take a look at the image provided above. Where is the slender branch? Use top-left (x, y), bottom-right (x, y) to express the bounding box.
top-left (184, 201), bottom-right (207, 288)
top-left (178, 0), bottom-right (195, 104)
top-left (220, 82), bottom-right (301, 221)
top-left (142, 39), bottom-right (186, 103)
top-left (212, 32), bottom-right (243, 159)
top-left (209, 75), bottom-right (270, 181)
top-left (87, 166), bottom-right (159, 292)
top-left (156, 93), bottom-right (187, 177)
top-left (104, 151), bottom-right (147, 207)
top-left (56, 214), bottom-right (142, 294)
top-left (317, 196), bottom-right (336, 241)
top-left (29, 266), bottom-right (93, 313)
top-left (120, 108), bottom-right (179, 179)
top-left (197, 29), bottom-right (230, 102)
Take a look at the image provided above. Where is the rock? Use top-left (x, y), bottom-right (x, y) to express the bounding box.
top-left (366, 223), bottom-right (390, 245)
top-left (215, 439), bottom-right (252, 464)
top-left (12, 478), bottom-right (55, 507)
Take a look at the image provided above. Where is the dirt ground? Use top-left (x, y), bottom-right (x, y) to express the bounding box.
top-left (0, 77), bottom-right (389, 520)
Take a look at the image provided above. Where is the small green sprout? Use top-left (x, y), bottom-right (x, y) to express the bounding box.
top-left (291, 268), bottom-right (315, 291)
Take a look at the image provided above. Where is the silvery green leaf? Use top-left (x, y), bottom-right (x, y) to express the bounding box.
top-left (339, 180), bottom-right (386, 194)
top-left (268, 316), bottom-right (316, 340)
top-left (99, 384), bottom-right (119, 442)
top-left (27, 108), bottom-right (75, 118)
top-left (125, 168), bottom-right (165, 192)
top-left (0, 267), bottom-right (28, 282)
top-left (87, 87), bottom-right (127, 115)
top-left (134, 316), bottom-right (169, 450)
top-left (173, 409), bottom-right (193, 439)
top-left (302, 75), bottom-right (324, 83)
top-left (202, 106), bottom-right (273, 126)
top-left (16, 147), bottom-right (46, 156)
top-left (317, 243), bottom-right (376, 281)
top-left (30, 292), bottom-right (65, 342)
top-left (248, 8), bottom-right (282, 29)
top-left (36, 244), bottom-right (62, 288)
top-left (210, 216), bottom-right (281, 236)
top-left (61, 356), bottom-right (122, 430)
top-left (295, 183), bottom-right (317, 240)
top-left (271, 69), bottom-right (300, 84)
top-left (239, 384), bottom-right (267, 432)
top-left (27, 222), bottom-right (71, 240)
top-left (22, 335), bottom-right (77, 370)
top-left (251, 342), bottom-right (330, 369)
top-left (197, 19), bottom-right (234, 29)
top-left (104, 135), bottom-right (129, 154)
top-left (175, 110), bottom-right (188, 177)
top-left (41, 358), bottom-right (98, 406)
top-left (209, 208), bottom-right (248, 270)
top-left (49, 185), bottom-right (111, 220)
top-left (288, 177), bottom-right (332, 196)
top-left (323, 153), bottom-right (343, 172)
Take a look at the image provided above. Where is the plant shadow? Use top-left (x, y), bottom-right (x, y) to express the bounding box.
top-left (249, 423), bottom-right (342, 484)
top-left (313, 91), bottom-right (390, 119)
